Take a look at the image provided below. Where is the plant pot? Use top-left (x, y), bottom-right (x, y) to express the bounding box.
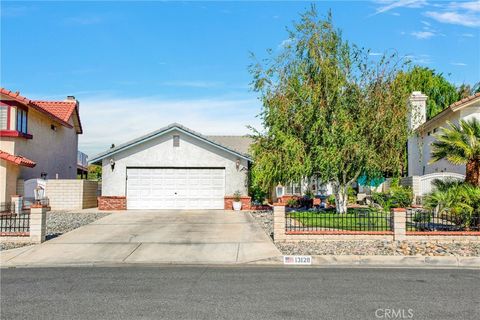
top-left (233, 201), bottom-right (242, 211)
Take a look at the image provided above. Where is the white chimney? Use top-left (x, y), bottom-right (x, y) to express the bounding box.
top-left (408, 91), bottom-right (427, 131)
top-left (65, 95), bottom-right (79, 110)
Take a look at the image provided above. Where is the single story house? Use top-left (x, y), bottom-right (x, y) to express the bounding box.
top-left (90, 123), bottom-right (254, 210)
top-left (0, 88), bottom-right (83, 203)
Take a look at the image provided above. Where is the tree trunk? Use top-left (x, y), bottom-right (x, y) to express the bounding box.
top-left (333, 183), bottom-right (348, 214)
top-left (465, 160), bottom-right (480, 187)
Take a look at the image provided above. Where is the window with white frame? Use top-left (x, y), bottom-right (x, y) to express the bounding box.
top-left (0, 106), bottom-right (7, 130)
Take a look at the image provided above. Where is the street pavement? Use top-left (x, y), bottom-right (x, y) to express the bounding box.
top-left (1, 266), bottom-right (479, 320)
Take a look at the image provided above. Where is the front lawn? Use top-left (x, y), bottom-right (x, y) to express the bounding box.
top-left (287, 208), bottom-right (391, 231)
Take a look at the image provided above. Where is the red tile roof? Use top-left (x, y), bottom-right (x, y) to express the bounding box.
top-left (449, 92), bottom-right (480, 109)
top-left (0, 150), bottom-right (36, 168)
top-left (32, 101), bottom-right (77, 123)
top-left (0, 87), bottom-right (82, 133)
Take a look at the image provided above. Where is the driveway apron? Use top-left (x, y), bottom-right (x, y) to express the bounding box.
top-left (1, 210), bottom-right (281, 266)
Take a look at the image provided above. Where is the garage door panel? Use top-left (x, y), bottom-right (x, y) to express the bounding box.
top-left (127, 168), bottom-right (225, 209)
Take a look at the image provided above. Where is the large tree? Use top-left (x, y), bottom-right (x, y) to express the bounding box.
top-left (249, 7), bottom-right (410, 213)
top-left (395, 66), bottom-right (459, 119)
top-left (431, 119), bottom-right (480, 187)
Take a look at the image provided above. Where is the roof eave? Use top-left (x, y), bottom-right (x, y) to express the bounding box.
top-left (89, 125), bottom-right (252, 164)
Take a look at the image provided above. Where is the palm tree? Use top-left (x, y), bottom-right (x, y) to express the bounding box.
top-left (430, 118), bottom-right (480, 186)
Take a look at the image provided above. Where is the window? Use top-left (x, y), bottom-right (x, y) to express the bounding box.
top-left (16, 108), bottom-right (27, 134)
top-left (0, 106), bottom-right (7, 130)
top-left (173, 135), bottom-right (180, 147)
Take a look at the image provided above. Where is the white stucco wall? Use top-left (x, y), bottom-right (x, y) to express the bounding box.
top-left (101, 129), bottom-right (249, 197)
top-left (408, 100), bottom-right (479, 176)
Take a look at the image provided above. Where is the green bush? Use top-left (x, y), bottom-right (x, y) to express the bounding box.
top-left (327, 195), bottom-right (336, 206)
top-left (249, 184), bottom-right (267, 204)
top-left (371, 185), bottom-right (413, 210)
top-left (287, 198), bottom-right (298, 207)
top-left (347, 186), bottom-right (357, 204)
top-left (413, 211), bottom-right (432, 223)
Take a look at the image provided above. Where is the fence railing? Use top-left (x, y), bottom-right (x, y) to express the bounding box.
top-left (406, 208), bottom-right (480, 232)
top-left (285, 208), bottom-right (393, 233)
top-left (0, 202), bottom-right (30, 234)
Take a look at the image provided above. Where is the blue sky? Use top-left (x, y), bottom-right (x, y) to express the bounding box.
top-left (1, 1), bottom-right (479, 156)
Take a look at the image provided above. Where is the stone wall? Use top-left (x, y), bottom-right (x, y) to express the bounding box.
top-left (46, 180), bottom-right (98, 210)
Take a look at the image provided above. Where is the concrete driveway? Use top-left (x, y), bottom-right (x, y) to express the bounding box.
top-left (1, 210), bottom-right (281, 267)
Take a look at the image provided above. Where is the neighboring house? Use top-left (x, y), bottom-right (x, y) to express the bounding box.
top-left (90, 123), bottom-right (253, 210)
top-left (406, 91), bottom-right (480, 198)
top-left (0, 88), bottom-right (83, 203)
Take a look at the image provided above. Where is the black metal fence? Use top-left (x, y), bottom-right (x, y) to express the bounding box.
top-left (285, 208), bottom-right (393, 233)
top-left (0, 202), bottom-right (30, 234)
top-left (406, 208), bottom-right (480, 232)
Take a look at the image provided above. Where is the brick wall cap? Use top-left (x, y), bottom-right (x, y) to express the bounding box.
top-left (98, 196), bottom-right (126, 199)
top-left (30, 204), bottom-right (45, 208)
top-left (273, 202), bottom-right (287, 206)
top-left (391, 208), bottom-right (407, 212)
top-left (224, 196), bottom-right (251, 199)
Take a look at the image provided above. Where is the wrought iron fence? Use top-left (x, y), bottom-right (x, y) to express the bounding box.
top-left (0, 202), bottom-right (30, 234)
top-left (406, 208), bottom-right (480, 232)
top-left (285, 208), bottom-right (393, 233)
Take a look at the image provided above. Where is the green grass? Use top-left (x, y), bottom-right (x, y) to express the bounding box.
top-left (287, 209), bottom-right (392, 231)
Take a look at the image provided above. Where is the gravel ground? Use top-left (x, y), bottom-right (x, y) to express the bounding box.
top-left (0, 210), bottom-right (111, 251)
top-left (249, 210), bottom-right (274, 240)
top-left (249, 210), bottom-right (480, 257)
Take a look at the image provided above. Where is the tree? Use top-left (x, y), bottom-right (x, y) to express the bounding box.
top-left (431, 118), bottom-right (480, 187)
top-left (395, 66), bottom-right (459, 119)
top-left (88, 164), bottom-right (102, 180)
top-left (249, 7), bottom-right (410, 213)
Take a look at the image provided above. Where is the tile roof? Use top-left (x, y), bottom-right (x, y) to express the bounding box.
top-left (207, 136), bottom-right (253, 155)
top-left (0, 87), bottom-right (82, 133)
top-left (0, 150), bottom-right (36, 168)
top-left (32, 101), bottom-right (77, 123)
top-left (449, 92), bottom-right (480, 109)
top-left (417, 92), bottom-right (480, 132)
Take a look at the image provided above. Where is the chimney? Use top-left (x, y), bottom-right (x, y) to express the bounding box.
top-left (65, 95), bottom-right (79, 109)
top-left (408, 91), bottom-right (427, 131)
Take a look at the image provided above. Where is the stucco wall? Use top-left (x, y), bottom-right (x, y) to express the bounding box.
top-left (101, 129), bottom-right (249, 197)
top-left (46, 179), bottom-right (98, 210)
top-left (408, 101), bottom-right (480, 176)
top-left (6, 108), bottom-right (78, 181)
top-left (0, 160), bottom-right (19, 203)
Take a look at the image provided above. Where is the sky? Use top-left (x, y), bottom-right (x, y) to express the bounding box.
top-left (1, 0), bottom-right (479, 157)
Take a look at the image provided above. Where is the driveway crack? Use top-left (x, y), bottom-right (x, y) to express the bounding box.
top-left (122, 243), bottom-right (142, 262)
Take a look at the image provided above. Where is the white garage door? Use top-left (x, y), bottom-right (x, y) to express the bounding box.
top-left (126, 168), bottom-right (225, 209)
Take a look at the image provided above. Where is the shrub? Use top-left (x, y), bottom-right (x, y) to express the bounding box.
top-left (233, 191), bottom-right (242, 202)
top-left (371, 185), bottom-right (413, 210)
top-left (413, 211), bottom-right (432, 223)
top-left (347, 186), bottom-right (357, 204)
top-left (286, 198), bottom-right (298, 207)
top-left (249, 184), bottom-right (267, 204)
top-left (327, 195), bottom-right (336, 206)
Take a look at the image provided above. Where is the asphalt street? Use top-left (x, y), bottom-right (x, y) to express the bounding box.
top-left (1, 266), bottom-right (479, 320)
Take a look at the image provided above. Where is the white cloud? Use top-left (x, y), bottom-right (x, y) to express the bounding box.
top-left (410, 31), bottom-right (435, 39)
top-left (421, 20), bottom-right (431, 26)
top-left (77, 95), bottom-right (262, 156)
top-left (425, 11), bottom-right (480, 27)
top-left (372, 0), bottom-right (428, 15)
top-left (278, 38), bottom-right (296, 49)
top-left (404, 54), bottom-right (432, 64)
top-left (461, 33), bottom-right (475, 37)
top-left (451, 62), bottom-right (467, 66)
top-left (369, 52), bottom-right (383, 56)
top-left (447, 1), bottom-right (480, 12)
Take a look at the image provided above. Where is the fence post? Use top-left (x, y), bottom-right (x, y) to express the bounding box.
top-left (273, 203), bottom-right (287, 242)
top-left (392, 208), bottom-right (407, 241)
top-left (30, 204), bottom-right (47, 243)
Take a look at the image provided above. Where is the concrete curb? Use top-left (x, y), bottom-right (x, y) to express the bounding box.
top-left (248, 255), bottom-right (480, 268)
